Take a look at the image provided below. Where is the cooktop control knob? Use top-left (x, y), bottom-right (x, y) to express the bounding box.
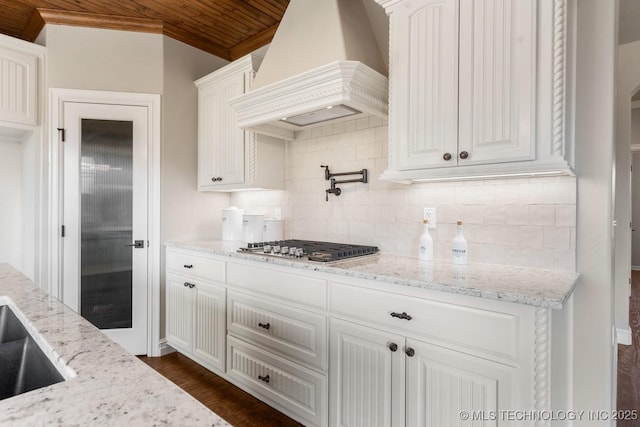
top-left (281, 246), bottom-right (289, 255)
top-left (263, 245), bottom-right (271, 253)
top-left (273, 245), bottom-right (281, 254)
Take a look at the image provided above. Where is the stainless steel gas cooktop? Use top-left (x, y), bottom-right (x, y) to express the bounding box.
top-left (238, 239), bottom-right (379, 263)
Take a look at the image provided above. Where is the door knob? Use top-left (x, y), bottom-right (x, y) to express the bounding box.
top-left (124, 240), bottom-right (144, 248)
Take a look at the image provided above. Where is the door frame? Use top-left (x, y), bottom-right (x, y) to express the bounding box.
top-left (48, 88), bottom-right (161, 356)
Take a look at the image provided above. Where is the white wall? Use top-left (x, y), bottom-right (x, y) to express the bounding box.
top-left (37, 26), bottom-right (231, 347)
top-left (614, 40), bottom-right (640, 340)
top-left (574, 0), bottom-right (617, 419)
top-left (632, 150), bottom-right (640, 268)
top-left (0, 139), bottom-right (23, 271)
top-left (232, 118), bottom-right (577, 271)
top-left (42, 26), bottom-right (164, 93)
top-left (160, 36), bottom-right (230, 337)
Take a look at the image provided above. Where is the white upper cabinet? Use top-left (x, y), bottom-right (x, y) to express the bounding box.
top-left (377, 0), bottom-right (573, 182)
top-left (0, 34), bottom-right (43, 131)
top-left (196, 54), bottom-right (284, 191)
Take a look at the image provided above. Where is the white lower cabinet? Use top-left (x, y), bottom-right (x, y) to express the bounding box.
top-left (404, 338), bottom-right (513, 427)
top-left (165, 249), bottom-right (564, 427)
top-left (329, 318), bottom-right (404, 427)
top-left (227, 335), bottom-right (328, 427)
top-left (330, 318), bottom-right (514, 427)
top-left (166, 273), bottom-right (226, 373)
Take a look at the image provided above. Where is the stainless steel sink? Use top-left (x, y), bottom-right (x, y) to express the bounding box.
top-left (0, 305), bottom-right (65, 400)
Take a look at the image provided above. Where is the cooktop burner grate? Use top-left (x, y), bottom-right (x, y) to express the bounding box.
top-left (238, 239), bottom-right (379, 262)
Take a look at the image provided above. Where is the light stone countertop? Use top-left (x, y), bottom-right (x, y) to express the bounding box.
top-left (166, 240), bottom-right (580, 309)
top-left (0, 264), bottom-right (231, 427)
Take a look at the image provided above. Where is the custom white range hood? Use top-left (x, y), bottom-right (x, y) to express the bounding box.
top-left (229, 0), bottom-right (389, 140)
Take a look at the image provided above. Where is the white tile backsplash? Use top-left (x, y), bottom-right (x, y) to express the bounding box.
top-left (231, 118), bottom-right (577, 271)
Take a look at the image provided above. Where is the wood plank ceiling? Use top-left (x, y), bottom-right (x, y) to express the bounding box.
top-left (0, 0), bottom-right (290, 60)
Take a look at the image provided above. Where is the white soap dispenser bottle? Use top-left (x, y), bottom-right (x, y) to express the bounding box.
top-left (451, 220), bottom-right (468, 264)
top-left (418, 219), bottom-right (434, 261)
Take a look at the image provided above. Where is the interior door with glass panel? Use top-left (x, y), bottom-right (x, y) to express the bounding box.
top-left (62, 102), bottom-right (148, 355)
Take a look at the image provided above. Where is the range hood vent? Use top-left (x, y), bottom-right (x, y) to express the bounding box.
top-left (229, 0), bottom-right (388, 141)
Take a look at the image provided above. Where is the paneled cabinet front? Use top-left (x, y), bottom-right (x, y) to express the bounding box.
top-left (377, 0), bottom-right (572, 181)
top-left (165, 248), bottom-right (227, 374)
top-left (329, 319), bottom-right (515, 427)
top-left (166, 274), bottom-right (226, 373)
top-left (196, 54), bottom-right (284, 191)
top-left (0, 34), bottom-right (43, 129)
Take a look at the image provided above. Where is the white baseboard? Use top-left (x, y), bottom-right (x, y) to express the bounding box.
top-left (156, 339), bottom-right (176, 357)
top-left (617, 327), bottom-right (633, 345)
top-left (631, 266), bottom-right (640, 271)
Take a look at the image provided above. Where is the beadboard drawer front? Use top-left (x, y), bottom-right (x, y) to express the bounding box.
top-left (166, 249), bottom-right (225, 283)
top-left (226, 262), bottom-right (327, 310)
top-left (329, 281), bottom-right (519, 363)
top-left (228, 291), bottom-right (327, 371)
top-left (227, 336), bottom-right (328, 427)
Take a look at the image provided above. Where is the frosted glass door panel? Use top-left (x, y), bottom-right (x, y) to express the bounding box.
top-left (80, 119), bottom-right (133, 330)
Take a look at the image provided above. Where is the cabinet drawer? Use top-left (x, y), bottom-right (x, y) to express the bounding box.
top-left (227, 262), bottom-right (327, 310)
top-left (227, 336), bottom-right (327, 427)
top-left (228, 291), bottom-right (327, 370)
top-left (166, 249), bottom-right (225, 282)
top-left (329, 281), bottom-right (519, 363)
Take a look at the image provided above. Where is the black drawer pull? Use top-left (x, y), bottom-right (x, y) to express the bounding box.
top-left (258, 322), bottom-right (271, 330)
top-left (183, 264), bottom-right (193, 269)
top-left (184, 282), bottom-right (195, 289)
top-left (390, 311), bottom-right (412, 321)
top-left (258, 374), bottom-right (270, 383)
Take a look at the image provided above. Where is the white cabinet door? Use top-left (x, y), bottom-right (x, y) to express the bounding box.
top-left (405, 338), bottom-right (514, 427)
top-left (198, 71), bottom-right (246, 188)
top-left (457, 0), bottom-right (536, 165)
top-left (391, 0), bottom-right (459, 171)
top-left (378, 0), bottom-right (569, 181)
top-left (166, 273), bottom-right (195, 353)
top-left (0, 42), bottom-right (38, 127)
top-left (193, 282), bottom-right (226, 372)
top-left (329, 319), bottom-right (405, 427)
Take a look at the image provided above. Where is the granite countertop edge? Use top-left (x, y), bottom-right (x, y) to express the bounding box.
top-left (165, 241), bottom-right (580, 310)
top-left (0, 264), bottom-right (230, 427)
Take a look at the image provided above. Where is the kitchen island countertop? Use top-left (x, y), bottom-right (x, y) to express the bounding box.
top-left (166, 240), bottom-right (580, 309)
top-left (0, 264), bottom-right (230, 427)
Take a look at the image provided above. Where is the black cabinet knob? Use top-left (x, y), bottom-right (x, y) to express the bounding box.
top-left (258, 374), bottom-right (270, 383)
top-left (459, 151), bottom-right (469, 159)
top-left (443, 153), bottom-right (452, 161)
top-left (389, 343), bottom-right (398, 352)
top-left (258, 322), bottom-right (271, 330)
top-left (405, 347), bottom-right (415, 357)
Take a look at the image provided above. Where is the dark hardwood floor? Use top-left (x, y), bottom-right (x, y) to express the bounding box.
top-left (617, 270), bottom-right (640, 426)
top-left (139, 352), bottom-right (302, 427)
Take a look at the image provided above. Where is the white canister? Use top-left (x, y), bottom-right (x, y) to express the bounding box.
top-left (263, 219), bottom-right (284, 241)
top-left (221, 207), bottom-right (244, 241)
top-left (242, 213), bottom-right (264, 243)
